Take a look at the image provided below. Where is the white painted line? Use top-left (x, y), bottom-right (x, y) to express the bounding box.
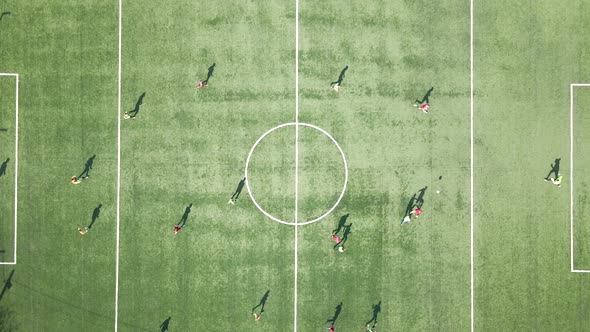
top-left (114, 0), bottom-right (122, 330)
top-left (470, 0), bottom-right (474, 329)
top-left (570, 84), bottom-right (574, 272)
top-left (0, 73), bottom-right (19, 265)
top-left (244, 123), bottom-right (348, 226)
top-left (13, 74), bottom-right (18, 265)
top-left (294, 0), bottom-right (299, 329)
top-left (570, 84), bottom-right (590, 273)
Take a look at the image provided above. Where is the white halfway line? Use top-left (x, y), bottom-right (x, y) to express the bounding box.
top-left (114, 0), bottom-right (122, 329)
top-left (470, 0), bottom-right (475, 330)
top-left (293, 0), bottom-right (300, 330)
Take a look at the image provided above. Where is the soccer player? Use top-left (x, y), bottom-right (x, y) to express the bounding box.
top-left (326, 325), bottom-right (335, 332)
top-left (366, 323), bottom-right (377, 331)
top-left (332, 233), bottom-right (341, 243)
top-left (545, 174), bottom-right (563, 187)
top-left (197, 80), bottom-right (207, 89)
top-left (78, 226), bottom-right (89, 235)
top-left (123, 112), bottom-right (135, 120)
top-left (401, 214), bottom-right (411, 225)
top-left (410, 207), bottom-right (422, 218)
top-left (253, 309), bottom-right (263, 321)
top-left (414, 102), bottom-right (429, 113)
top-left (173, 225), bottom-right (183, 234)
top-left (331, 82), bottom-right (340, 92)
top-left (71, 176), bottom-right (81, 184)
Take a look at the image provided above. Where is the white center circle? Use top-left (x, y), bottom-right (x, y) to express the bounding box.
top-left (244, 122), bottom-right (348, 226)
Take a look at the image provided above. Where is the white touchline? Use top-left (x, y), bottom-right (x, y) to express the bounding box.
top-left (114, 0), bottom-right (122, 330)
top-left (14, 74), bottom-right (18, 265)
top-left (470, 0), bottom-right (474, 330)
top-left (294, 0), bottom-right (300, 329)
top-left (569, 84), bottom-right (590, 274)
top-left (0, 73), bottom-right (19, 266)
top-left (570, 84), bottom-right (574, 272)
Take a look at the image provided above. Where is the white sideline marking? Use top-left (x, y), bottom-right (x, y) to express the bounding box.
top-left (470, 0), bottom-right (474, 330)
top-left (0, 73), bottom-right (19, 266)
top-left (294, 0), bottom-right (299, 329)
top-left (569, 83), bottom-right (590, 274)
top-left (114, 0), bottom-right (122, 329)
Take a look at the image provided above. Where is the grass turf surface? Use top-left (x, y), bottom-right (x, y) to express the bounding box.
top-left (0, 0), bottom-right (589, 331)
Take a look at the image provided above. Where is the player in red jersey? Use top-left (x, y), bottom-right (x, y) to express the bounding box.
top-left (414, 102), bottom-right (429, 113)
top-left (332, 233), bottom-right (341, 243)
top-left (173, 225), bottom-right (183, 234)
top-left (410, 207), bottom-right (422, 217)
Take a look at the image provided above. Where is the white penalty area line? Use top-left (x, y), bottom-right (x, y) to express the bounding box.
top-left (0, 73), bottom-right (19, 266)
top-left (470, 0), bottom-right (474, 330)
top-left (114, 0), bottom-right (122, 330)
top-left (569, 83), bottom-right (590, 274)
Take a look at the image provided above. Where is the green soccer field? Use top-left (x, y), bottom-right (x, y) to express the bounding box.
top-left (1, 0), bottom-right (590, 331)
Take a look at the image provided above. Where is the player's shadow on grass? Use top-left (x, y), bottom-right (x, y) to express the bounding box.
top-left (332, 213), bottom-right (349, 234)
top-left (0, 269), bottom-right (15, 302)
top-left (0, 12), bottom-right (11, 21)
top-left (415, 186), bottom-right (428, 209)
top-left (0, 158), bottom-right (9, 177)
top-left (334, 223), bottom-right (352, 248)
top-left (229, 177), bottom-right (245, 203)
top-left (79, 155), bottom-right (95, 178)
top-left (544, 158), bottom-right (561, 180)
top-left (330, 65), bottom-right (349, 86)
top-left (415, 87), bottom-right (434, 104)
top-left (204, 63), bottom-right (216, 84)
top-left (88, 203), bottom-right (102, 229)
top-left (178, 204), bottom-right (192, 227)
top-left (403, 194), bottom-right (416, 219)
top-left (159, 316), bottom-right (171, 332)
top-left (365, 300), bottom-right (381, 325)
top-left (251, 289), bottom-right (270, 312)
top-left (326, 301), bottom-right (343, 325)
top-left (130, 92), bottom-right (146, 117)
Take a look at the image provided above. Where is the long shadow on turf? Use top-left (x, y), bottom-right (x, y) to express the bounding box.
top-left (79, 155), bottom-right (96, 178)
top-left (251, 289), bottom-right (270, 313)
top-left (334, 224), bottom-right (352, 249)
top-left (0, 270), bottom-right (14, 302)
top-left (544, 158), bottom-right (561, 180)
top-left (229, 177), bottom-right (246, 203)
top-left (88, 203), bottom-right (102, 229)
top-left (326, 301), bottom-right (343, 325)
top-left (332, 213), bottom-right (349, 235)
top-left (178, 204), bottom-right (192, 227)
top-left (415, 87), bottom-right (434, 104)
top-left (0, 12), bottom-right (11, 21)
top-left (365, 300), bottom-right (381, 325)
top-left (130, 92), bottom-right (146, 118)
top-left (204, 63), bottom-right (216, 84)
top-left (415, 186), bottom-right (428, 209)
top-left (0, 158), bottom-right (9, 177)
top-left (160, 316), bottom-right (171, 332)
top-left (330, 66), bottom-right (349, 87)
top-left (403, 194), bottom-right (416, 218)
